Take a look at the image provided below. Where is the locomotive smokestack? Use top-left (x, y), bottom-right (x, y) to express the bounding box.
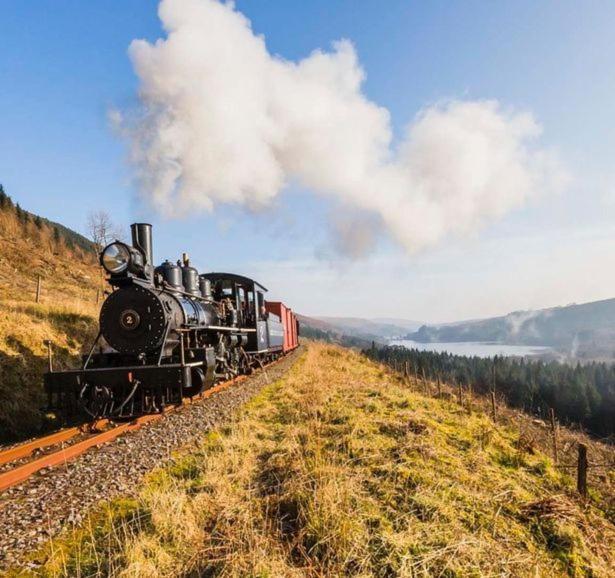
top-left (131, 223), bottom-right (153, 266)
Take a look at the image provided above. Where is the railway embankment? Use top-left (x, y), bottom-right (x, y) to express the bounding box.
top-left (9, 341), bottom-right (614, 577)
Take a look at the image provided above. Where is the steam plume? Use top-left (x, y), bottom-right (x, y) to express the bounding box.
top-left (122, 0), bottom-right (566, 253)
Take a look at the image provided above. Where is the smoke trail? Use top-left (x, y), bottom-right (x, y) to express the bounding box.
top-left (120, 0), bottom-right (567, 254)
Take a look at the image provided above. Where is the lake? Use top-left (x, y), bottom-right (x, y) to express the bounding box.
top-left (389, 340), bottom-right (553, 359)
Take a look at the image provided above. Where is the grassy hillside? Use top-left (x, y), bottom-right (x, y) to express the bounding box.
top-left (27, 342), bottom-right (614, 577)
top-left (0, 199), bottom-right (100, 440)
top-left (298, 314), bottom-right (383, 349)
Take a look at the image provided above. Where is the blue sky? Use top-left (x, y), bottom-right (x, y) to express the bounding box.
top-left (2, 1), bottom-right (615, 321)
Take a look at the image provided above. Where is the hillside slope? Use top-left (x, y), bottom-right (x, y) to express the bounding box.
top-left (297, 314), bottom-right (379, 348)
top-left (315, 316), bottom-right (422, 338)
top-left (410, 299), bottom-right (615, 359)
top-left (29, 342), bottom-right (614, 577)
top-left (0, 199), bottom-right (100, 440)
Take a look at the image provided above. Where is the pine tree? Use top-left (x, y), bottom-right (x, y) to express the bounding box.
top-left (34, 215), bottom-right (43, 229)
top-left (15, 203), bottom-right (23, 222)
top-left (53, 226), bottom-right (61, 244)
top-left (0, 184), bottom-right (6, 209)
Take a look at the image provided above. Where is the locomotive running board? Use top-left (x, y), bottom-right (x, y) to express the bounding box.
top-left (47, 361), bottom-right (204, 375)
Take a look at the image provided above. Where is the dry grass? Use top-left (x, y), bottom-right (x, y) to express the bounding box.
top-left (24, 342), bottom-right (615, 578)
top-left (0, 208), bottom-right (101, 440)
top-left (397, 372), bottom-right (615, 519)
top-left (0, 300), bottom-right (98, 439)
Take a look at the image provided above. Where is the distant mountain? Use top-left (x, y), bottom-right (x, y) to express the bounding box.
top-left (296, 314), bottom-right (377, 349)
top-left (297, 315), bottom-right (423, 350)
top-left (408, 298), bottom-right (615, 360)
top-left (314, 316), bottom-right (422, 339)
top-left (371, 318), bottom-right (424, 332)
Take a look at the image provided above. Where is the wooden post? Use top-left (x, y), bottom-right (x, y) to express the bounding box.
top-left (467, 383), bottom-right (473, 413)
top-left (457, 380), bottom-right (463, 406)
top-left (44, 340), bottom-right (53, 372)
top-left (35, 275), bottom-right (42, 303)
top-left (490, 391), bottom-right (497, 422)
top-left (577, 443), bottom-right (588, 497)
top-left (437, 376), bottom-right (442, 398)
top-left (549, 408), bottom-right (558, 464)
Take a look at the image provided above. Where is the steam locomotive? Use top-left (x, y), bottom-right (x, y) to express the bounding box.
top-left (45, 223), bottom-right (299, 419)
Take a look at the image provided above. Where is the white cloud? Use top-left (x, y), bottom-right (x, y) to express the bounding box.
top-left (120, 0), bottom-right (567, 255)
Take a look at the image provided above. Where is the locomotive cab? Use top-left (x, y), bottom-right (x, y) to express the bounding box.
top-left (201, 273), bottom-right (284, 353)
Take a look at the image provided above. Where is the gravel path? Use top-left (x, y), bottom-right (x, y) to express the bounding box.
top-left (0, 348), bottom-right (302, 571)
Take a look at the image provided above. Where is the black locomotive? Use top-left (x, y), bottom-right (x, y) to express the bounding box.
top-left (45, 223), bottom-right (298, 419)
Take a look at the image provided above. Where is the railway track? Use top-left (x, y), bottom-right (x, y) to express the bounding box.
top-left (0, 373), bottom-right (247, 493)
top-left (0, 347), bottom-right (300, 570)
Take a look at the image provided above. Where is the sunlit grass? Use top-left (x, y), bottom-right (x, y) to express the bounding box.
top-left (0, 206), bottom-right (101, 440)
top-left (0, 299), bottom-right (98, 440)
top-left (20, 342), bottom-right (615, 577)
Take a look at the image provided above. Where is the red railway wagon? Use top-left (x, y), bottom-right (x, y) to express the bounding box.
top-left (265, 301), bottom-right (299, 353)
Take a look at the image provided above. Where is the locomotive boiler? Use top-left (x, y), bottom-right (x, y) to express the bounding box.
top-left (45, 223), bottom-right (299, 419)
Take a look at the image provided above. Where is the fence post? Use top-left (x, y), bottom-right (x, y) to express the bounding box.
top-left (548, 408), bottom-right (558, 464)
top-left (577, 443), bottom-right (588, 497)
top-left (490, 391), bottom-right (497, 422)
top-left (35, 275), bottom-right (42, 303)
top-left (44, 340), bottom-right (53, 372)
top-left (437, 376), bottom-right (442, 398)
top-left (467, 383), bottom-right (473, 414)
top-left (457, 380), bottom-right (463, 406)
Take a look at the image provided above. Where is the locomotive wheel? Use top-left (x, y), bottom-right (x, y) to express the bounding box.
top-left (80, 384), bottom-right (113, 419)
top-left (184, 367), bottom-right (207, 397)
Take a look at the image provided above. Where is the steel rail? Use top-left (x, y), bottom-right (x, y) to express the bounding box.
top-left (0, 370), bottom-right (255, 493)
top-left (0, 419), bottom-right (111, 468)
top-left (0, 428), bottom-right (82, 467)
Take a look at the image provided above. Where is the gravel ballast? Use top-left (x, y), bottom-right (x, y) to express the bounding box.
top-left (0, 347), bottom-right (302, 570)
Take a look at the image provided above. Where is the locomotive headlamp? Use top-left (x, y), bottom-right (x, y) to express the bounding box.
top-left (101, 242), bottom-right (131, 274)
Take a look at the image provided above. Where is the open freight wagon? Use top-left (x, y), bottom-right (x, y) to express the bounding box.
top-left (265, 301), bottom-right (299, 353)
